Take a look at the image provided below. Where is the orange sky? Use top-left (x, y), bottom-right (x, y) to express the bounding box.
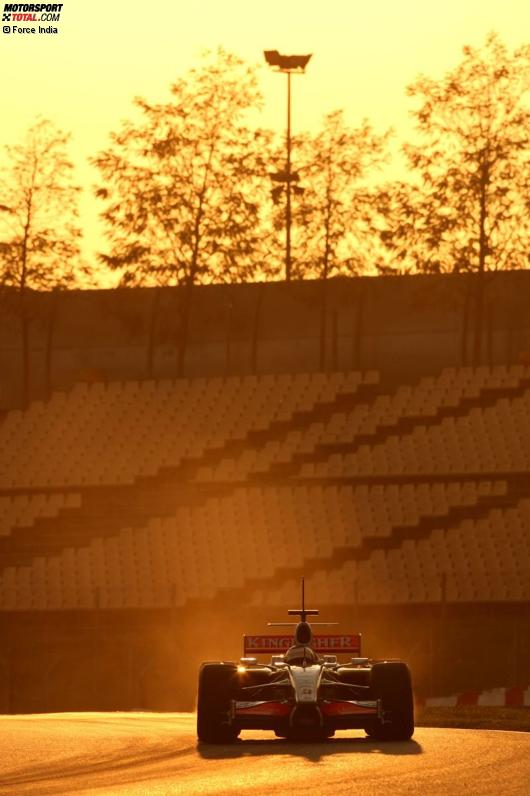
top-left (1, 0), bottom-right (529, 284)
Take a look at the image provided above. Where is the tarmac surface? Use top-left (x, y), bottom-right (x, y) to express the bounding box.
top-left (0, 712), bottom-right (529, 795)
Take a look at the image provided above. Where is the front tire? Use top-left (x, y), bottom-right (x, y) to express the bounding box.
top-left (365, 662), bottom-right (414, 741)
top-left (197, 663), bottom-right (239, 744)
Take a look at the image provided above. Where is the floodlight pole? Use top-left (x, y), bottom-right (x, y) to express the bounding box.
top-left (264, 50), bottom-right (312, 282)
top-left (286, 70), bottom-right (292, 282)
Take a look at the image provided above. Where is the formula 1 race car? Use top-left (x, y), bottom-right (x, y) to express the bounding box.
top-left (196, 581), bottom-right (414, 743)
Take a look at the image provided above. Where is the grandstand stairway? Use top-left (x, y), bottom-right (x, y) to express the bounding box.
top-left (0, 373), bottom-right (385, 570)
top-left (182, 478), bottom-right (525, 609)
top-left (0, 483), bottom-right (223, 569)
top-left (260, 372), bottom-right (530, 480)
top-left (0, 366), bottom-right (529, 609)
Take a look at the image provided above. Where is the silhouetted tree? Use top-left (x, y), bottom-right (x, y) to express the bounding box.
top-left (378, 34), bottom-right (530, 362)
top-left (295, 111), bottom-right (389, 279)
top-left (269, 111), bottom-right (389, 367)
top-left (93, 49), bottom-right (274, 375)
top-left (0, 118), bottom-right (84, 405)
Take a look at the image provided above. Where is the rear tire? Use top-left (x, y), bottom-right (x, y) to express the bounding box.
top-left (197, 663), bottom-right (239, 744)
top-left (365, 662), bottom-right (414, 741)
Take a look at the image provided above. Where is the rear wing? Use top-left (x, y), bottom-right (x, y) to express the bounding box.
top-left (244, 634), bottom-right (361, 656)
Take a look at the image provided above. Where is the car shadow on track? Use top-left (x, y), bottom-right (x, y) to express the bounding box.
top-left (198, 736), bottom-right (423, 762)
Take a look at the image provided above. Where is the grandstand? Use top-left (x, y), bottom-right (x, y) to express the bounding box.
top-left (0, 275), bottom-right (529, 712)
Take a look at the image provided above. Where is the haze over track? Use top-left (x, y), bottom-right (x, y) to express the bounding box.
top-left (0, 712), bottom-right (528, 795)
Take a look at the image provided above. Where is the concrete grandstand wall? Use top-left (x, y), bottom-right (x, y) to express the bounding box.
top-left (0, 601), bottom-right (528, 712)
top-left (2, 270), bottom-right (530, 408)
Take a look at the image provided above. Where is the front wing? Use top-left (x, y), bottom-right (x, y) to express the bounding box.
top-left (230, 664), bottom-right (380, 732)
top-left (232, 696), bottom-right (381, 731)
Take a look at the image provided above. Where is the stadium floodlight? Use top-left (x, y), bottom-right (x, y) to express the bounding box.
top-left (263, 50), bottom-right (312, 72)
top-left (264, 49), bottom-right (312, 281)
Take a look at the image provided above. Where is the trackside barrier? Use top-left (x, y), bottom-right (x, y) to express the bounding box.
top-left (418, 686), bottom-right (530, 708)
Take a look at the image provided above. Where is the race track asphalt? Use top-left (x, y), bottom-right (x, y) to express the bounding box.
top-left (0, 712), bottom-right (528, 795)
